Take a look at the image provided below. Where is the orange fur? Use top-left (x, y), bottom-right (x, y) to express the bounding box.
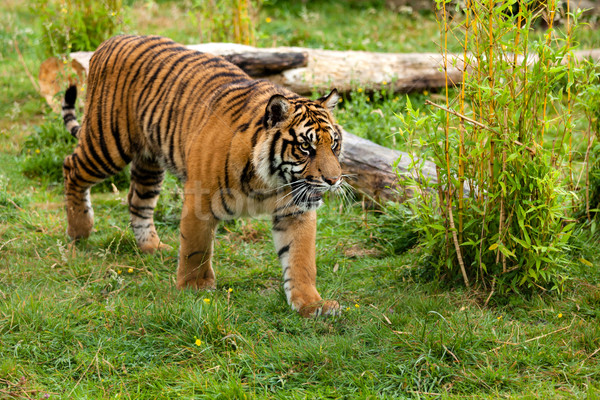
top-left (62, 35), bottom-right (343, 316)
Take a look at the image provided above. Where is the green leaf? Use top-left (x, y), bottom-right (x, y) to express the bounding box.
top-left (579, 258), bottom-right (593, 267)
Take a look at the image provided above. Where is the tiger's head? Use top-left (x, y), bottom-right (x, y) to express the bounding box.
top-left (254, 89), bottom-right (343, 211)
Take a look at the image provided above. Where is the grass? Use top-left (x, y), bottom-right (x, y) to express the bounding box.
top-left (1, 0), bottom-right (600, 398)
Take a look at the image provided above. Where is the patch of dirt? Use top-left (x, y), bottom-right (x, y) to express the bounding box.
top-left (222, 221), bottom-right (266, 244)
top-left (343, 244), bottom-right (382, 258)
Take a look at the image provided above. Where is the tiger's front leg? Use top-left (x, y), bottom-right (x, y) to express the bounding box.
top-left (177, 182), bottom-right (218, 290)
top-left (272, 210), bottom-right (340, 317)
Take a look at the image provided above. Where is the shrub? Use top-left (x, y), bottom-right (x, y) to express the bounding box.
top-left (396, 0), bottom-right (597, 293)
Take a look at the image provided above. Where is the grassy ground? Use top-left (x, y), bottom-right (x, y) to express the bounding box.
top-left (2, 0), bottom-right (600, 398)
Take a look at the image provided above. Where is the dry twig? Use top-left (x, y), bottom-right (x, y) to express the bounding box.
top-left (13, 39), bottom-right (40, 92)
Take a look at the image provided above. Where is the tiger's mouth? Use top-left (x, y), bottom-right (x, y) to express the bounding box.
top-left (290, 182), bottom-right (327, 211)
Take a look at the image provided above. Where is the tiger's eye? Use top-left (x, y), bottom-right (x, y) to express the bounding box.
top-left (300, 142), bottom-right (311, 151)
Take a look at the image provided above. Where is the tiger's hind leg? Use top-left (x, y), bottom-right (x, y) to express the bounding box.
top-left (128, 155), bottom-right (171, 253)
top-left (63, 147), bottom-right (119, 240)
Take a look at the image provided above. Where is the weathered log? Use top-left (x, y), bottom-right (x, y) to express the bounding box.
top-left (39, 43), bottom-right (465, 113)
top-left (39, 43), bottom-right (600, 114)
top-left (340, 130), bottom-right (436, 202)
top-left (222, 51), bottom-right (308, 77)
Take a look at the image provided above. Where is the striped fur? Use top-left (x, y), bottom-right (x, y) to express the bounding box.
top-left (62, 35), bottom-right (343, 317)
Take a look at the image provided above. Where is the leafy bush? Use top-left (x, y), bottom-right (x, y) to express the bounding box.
top-left (21, 115), bottom-right (129, 191)
top-left (395, 0), bottom-right (596, 293)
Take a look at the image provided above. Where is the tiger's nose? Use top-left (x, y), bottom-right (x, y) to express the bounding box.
top-left (323, 176), bottom-right (340, 186)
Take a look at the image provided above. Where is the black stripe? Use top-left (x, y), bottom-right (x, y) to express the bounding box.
top-left (80, 132), bottom-right (118, 176)
top-left (224, 153), bottom-right (231, 190)
top-left (130, 205), bottom-right (155, 211)
top-left (134, 188), bottom-right (161, 199)
top-left (273, 211), bottom-right (305, 224)
top-left (70, 126), bottom-right (80, 138)
top-left (131, 222), bottom-right (152, 229)
top-left (277, 244), bottom-right (291, 258)
top-left (73, 151), bottom-right (109, 180)
top-left (218, 180), bottom-right (235, 215)
top-left (268, 130), bottom-right (282, 176)
top-left (251, 125), bottom-right (262, 147)
top-left (240, 161), bottom-right (253, 195)
top-left (186, 250), bottom-right (204, 259)
top-left (129, 209), bottom-right (151, 219)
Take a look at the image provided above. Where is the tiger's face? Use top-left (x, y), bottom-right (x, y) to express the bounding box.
top-left (254, 89), bottom-right (343, 211)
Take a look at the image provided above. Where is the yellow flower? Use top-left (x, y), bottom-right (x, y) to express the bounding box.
top-left (194, 337), bottom-right (202, 346)
top-left (61, 8), bottom-right (67, 13)
top-left (423, 90), bottom-right (429, 96)
top-left (394, 97), bottom-right (399, 102)
top-left (354, 304), bottom-right (360, 309)
top-left (265, 17), bottom-right (272, 23)
top-left (366, 98), bottom-right (370, 102)
top-left (497, 315), bottom-right (503, 320)
top-left (35, 149), bottom-right (40, 154)
top-left (227, 288), bottom-right (233, 293)
top-left (382, 81), bottom-right (387, 85)
top-left (558, 313), bottom-right (563, 318)
top-left (127, 268), bottom-right (133, 273)
top-left (117, 270), bottom-right (122, 275)
top-left (203, 298), bottom-right (210, 304)
top-left (111, 12), bottom-right (116, 16)
top-left (346, 307), bottom-right (350, 311)
top-left (357, 88), bottom-right (363, 93)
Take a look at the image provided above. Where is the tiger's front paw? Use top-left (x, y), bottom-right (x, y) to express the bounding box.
top-left (176, 277), bottom-right (216, 291)
top-left (139, 240), bottom-right (172, 254)
top-left (66, 210), bottom-right (94, 240)
top-left (299, 300), bottom-right (341, 318)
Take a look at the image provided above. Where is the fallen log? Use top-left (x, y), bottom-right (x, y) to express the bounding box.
top-left (340, 130), bottom-right (436, 202)
top-left (221, 51), bottom-right (308, 77)
top-left (39, 43), bottom-right (600, 114)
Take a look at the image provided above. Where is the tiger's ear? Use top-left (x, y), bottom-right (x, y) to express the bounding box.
top-left (265, 94), bottom-right (291, 129)
top-left (317, 89), bottom-right (339, 111)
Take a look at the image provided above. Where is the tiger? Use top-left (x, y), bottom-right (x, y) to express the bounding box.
top-left (61, 35), bottom-right (344, 317)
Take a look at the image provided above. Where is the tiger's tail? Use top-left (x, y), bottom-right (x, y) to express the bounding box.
top-left (62, 85), bottom-right (81, 138)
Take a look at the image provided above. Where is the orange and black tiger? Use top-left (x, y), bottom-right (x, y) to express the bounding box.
top-left (62, 35), bottom-right (344, 317)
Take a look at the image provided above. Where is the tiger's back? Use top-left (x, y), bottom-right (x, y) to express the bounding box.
top-left (80, 35), bottom-right (286, 180)
top-left (63, 35), bottom-right (344, 317)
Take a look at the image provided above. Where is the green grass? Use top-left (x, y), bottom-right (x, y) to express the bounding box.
top-left (2, 0), bottom-right (600, 398)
